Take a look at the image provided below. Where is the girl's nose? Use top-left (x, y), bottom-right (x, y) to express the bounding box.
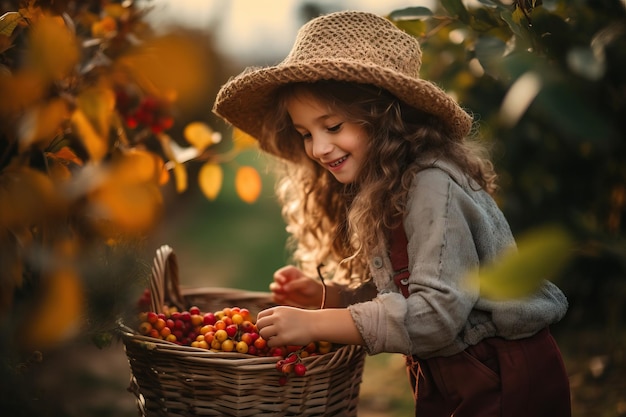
top-left (311, 135), bottom-right (333, 158)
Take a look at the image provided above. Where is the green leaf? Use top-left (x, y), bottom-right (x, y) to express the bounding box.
top-left (388, 7), bottom-right (433, 21)
top-left (475, 36), bottom-right (507, 77)
top-left (500, 8), bottom-right (526, 39)
top-left (393, 19), bottom-right (428, 38)
top-left (475, 0), bottom-right (499, 7)
top-left (0, 12), bottom-right (23, 37)
top-left (470, 7), bottom-right (506, 33)
top-left (534, 82), bottom-right (617, 149)
top-left (478, 225), bottom-right (574, 300)
top-left (441, 0), bottom-right (470, 23)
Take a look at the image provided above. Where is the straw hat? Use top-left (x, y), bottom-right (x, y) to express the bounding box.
top-left (213, 10), bottom-right (472, 147)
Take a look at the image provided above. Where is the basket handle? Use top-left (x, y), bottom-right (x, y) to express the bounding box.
top-left (150, 245), bottom-right (185, 313)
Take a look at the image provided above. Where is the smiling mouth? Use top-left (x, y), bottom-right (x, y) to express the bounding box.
top-left (329, 156), bottom-right (348, 167)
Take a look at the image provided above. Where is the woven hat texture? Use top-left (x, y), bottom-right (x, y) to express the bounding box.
top-left (213, 11), bottom-right (473, 148)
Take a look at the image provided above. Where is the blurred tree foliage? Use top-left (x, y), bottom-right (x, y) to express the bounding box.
top-left (389, 0), bottom-right (625, 331)
top-left (0, 0), bottom-right (260, 381)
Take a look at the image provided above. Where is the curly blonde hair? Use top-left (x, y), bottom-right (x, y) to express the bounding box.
top-left (260, 81), bottom-right (497, 283)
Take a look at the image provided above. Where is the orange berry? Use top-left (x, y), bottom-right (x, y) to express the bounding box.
top-left (236, 341), bottom-right (249, 354)
top-left (191, 314), bottom-right (204, 326)
top-left (254, 337), bottom-right (267, 350)
top-left (231, 313), bottom-right (244, 325)
top-left (138, 322), bottom-right (152, 335)
top-left (215, 329), bottom-right (228, 342)
top-left (221, 339), bottom-right (234, 352)
top-left (154, 318), bottom-right (166, 330)
top-left (200, 324), bottom-right (214, 335)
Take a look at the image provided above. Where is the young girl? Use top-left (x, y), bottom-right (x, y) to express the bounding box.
top-left (213, 11), bottom-right (571, 417)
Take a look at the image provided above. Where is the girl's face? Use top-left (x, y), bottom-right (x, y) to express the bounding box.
top-left (286, 94), bottom-right (369, 184)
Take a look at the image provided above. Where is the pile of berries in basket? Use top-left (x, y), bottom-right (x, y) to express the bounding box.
top-left (136, 304), bottom-right (334, 385)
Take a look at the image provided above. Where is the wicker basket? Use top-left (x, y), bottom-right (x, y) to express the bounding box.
top-left (120, 245), bottom-right (366, 417)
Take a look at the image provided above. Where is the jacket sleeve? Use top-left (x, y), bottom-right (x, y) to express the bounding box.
top-left (349, 168), bottom-right (482, 356)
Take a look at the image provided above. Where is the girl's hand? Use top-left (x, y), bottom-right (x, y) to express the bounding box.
top-left (256, 306), bottom-right (316, 347)
top-left (256, 306), bottom-right (364, 348)
top-left (270, 265), bottom-right (323, 308)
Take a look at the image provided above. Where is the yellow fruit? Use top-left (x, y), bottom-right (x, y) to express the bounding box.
top-left (221, 339), bottom-right (234, 352)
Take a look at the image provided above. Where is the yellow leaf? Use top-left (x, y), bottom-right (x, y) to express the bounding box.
top-left (103, 3), bottom-right (126, 19)
top-left (18, 98), bottom-right (70, 150)
top-left (71, 108), bottom-right (108, 162)
top-left (28, 15), bottom-right (79, 80)
top-left (173, 162), bottom-right (187, 193)
top-left (0, 11), bottom-right (24, 37)
top-left (116, 33), bottom-right (211, 107)
top-left (112, 148), bottom-right (165, 185)
top-left (0, 166), bottom-right (59, 229)
top-left (235, 166), bottom-right (262, 204)
top-left (478, 225), bottom-right (574, 300)
top-left (512, 6), bottom-right (526, 25)
top-left (184, 121), bottom-right (220, 151)
top-left (88, 179), bottom-right (163, 235)
top-left (198, 163), bottom-right (223, 201)
top-left (76, 86), bottom-right (116, 140)
top-left (0, 71), bottom-right (46, 116)
top-left (232, 128), bottom-right (258, 151)
top-left (21, 266), bottom-right (84, 349)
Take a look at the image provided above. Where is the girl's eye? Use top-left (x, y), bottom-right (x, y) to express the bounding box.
top-left (327, 123), bottom-right (343, 132)
top-left (300, 132), bottom-right (312, 140)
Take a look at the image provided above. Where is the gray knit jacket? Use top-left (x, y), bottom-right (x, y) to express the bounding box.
top-left (347, 159), bottom-right (568, 359)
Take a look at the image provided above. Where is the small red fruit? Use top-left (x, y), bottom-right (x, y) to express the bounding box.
top-left (240, 321), bottom-right (255, 333)
top-left (203, 312), bottom-right (216, 325)
top-left (254, 337), bottom-right (267, 350)
top-left (226, 324), bottom-right (238, 338)
top-left (240, 332), bottom-right (254, 346)
top-left (281, 363), bottom-right (293, 374)
top-left (146, 312), bottom-right (158, 324)
top-left (294, 363), bottom-right (307, 377)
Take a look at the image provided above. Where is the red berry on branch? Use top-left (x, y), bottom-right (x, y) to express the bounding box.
top-left (294, 363), bottom-right (307, 377)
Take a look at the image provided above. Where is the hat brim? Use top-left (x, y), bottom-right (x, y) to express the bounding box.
top-left (213, 59), bottom-right (472, 148)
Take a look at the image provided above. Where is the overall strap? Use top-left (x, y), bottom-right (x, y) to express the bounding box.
top-left (390, 224), bottom-right (410, 298)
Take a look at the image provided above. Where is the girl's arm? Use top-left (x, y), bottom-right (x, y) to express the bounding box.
top-left (256, 306), bottom-right (364, 347)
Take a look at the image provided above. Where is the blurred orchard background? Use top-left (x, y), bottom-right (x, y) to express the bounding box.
top-left (0, 0), bottom-right (624, 416)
